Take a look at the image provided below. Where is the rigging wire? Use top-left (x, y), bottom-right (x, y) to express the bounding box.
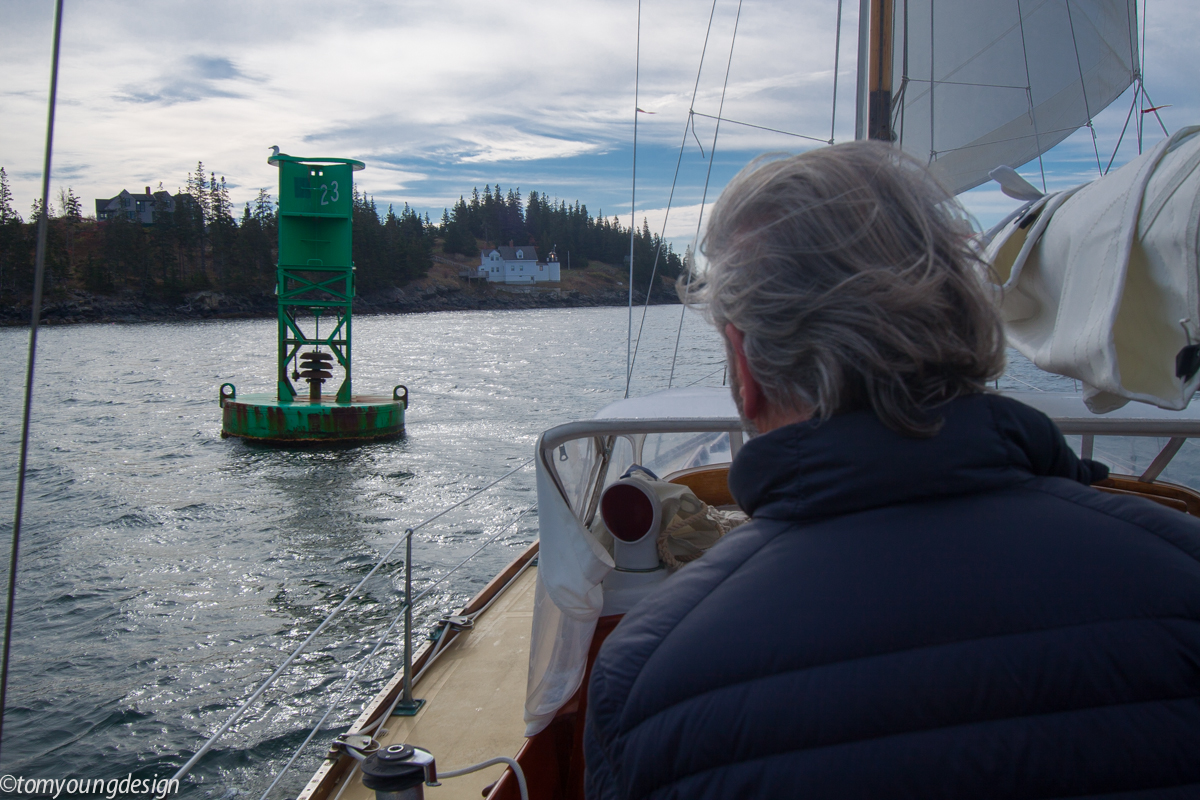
top-left (1140, 87), bottom-right (1169, 137)
top-left (897, 0), bottom-right (909, 147)
top-left (1013, 0), bottom-right (1048, 192)
top-left (1106, 91), bottom-right (1140, 174)
top-left (688, 112), bottom-right (828, 144)
top-left (625, 0), bottom-right (642, 399)
top-left (685, 365), bottom-right (729, 388)
top-left (646, 0), bottom-right (840, 392)
top-left (690, 114), bottom-right (708, 158)
top-left (1138, 0), bottom-right (1148, 151)
top-left (625, 0), bottom-right (721, 397)
top-left (1105, 1), bottom-right (1167, 174)
top-left (327, 553), bottom-right (540, 799)
top-left (171, 458), bottom-right (533, 784)
top-left (0, 0), bottom-right (65, 762)
top-left (669, 0), bottom-right (744, 389)
top-left (830, 0), bottom-right (845, 145)
top-left (257, 504), bottom-right (536, 800)
top-left (928, 0), bottom-right (935, 163)
top-left (1064, 1), bottom-right (1104, 175)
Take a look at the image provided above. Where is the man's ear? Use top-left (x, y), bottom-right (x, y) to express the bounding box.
top-left (725, 323), bottom-right (764, 421)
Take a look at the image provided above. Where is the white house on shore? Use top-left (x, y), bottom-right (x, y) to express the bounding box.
top-left (473, 245), bottom-right (561, 284)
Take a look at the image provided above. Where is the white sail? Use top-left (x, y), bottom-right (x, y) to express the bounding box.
top-left (884, 0), bottom-right (1138, 195)
top-left (984, 126), bottom-right (1200, 413)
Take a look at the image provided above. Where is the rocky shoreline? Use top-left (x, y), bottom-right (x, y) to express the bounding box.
top-left (0, 283), bottom-right (678, 327)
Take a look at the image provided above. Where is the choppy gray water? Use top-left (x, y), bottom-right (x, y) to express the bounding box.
top-left (0, 305), bottom-right (1196, 799)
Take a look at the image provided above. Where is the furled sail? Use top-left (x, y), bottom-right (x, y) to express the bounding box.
top-left (984, 126), bottom-right (1200, 413)
top-left (866, 0), bottom-right (1139, 195)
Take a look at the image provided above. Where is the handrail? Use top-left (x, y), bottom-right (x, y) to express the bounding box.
top-left (540, 418), bottom-right (742, 453)
top-left (171, 458), bottom-right (534, 784)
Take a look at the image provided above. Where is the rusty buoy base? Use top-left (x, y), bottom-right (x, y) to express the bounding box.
top-left (220, 393), bottom-right (404, 444)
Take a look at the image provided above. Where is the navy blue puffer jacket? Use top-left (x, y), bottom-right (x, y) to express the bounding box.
top-left (584, 394), bottom-right (1200, 799)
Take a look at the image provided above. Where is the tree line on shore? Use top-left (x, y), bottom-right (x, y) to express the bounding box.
top-left (440, 185), bottom-right (686, 289)
top-left (0, 164), bottom-right (685, 308)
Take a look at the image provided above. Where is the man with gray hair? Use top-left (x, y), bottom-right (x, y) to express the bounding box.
top-left (584, 142), bottom-right (1200, 799)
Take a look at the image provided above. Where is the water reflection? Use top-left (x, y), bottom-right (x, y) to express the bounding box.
top-left (1, 310), bottom-right (1195, 798)
top-left (0, 307), bottom-right (723, 797)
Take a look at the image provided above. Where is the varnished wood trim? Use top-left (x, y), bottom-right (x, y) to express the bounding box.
top-left (665, 465), bottom-right (736, 508)
top-left (298, 541), bottom-right (540, 800)
top-left (464, 541), bottom-right (541, 615)
top-left (1095, 474), bottom-right (1200, 516)
top-left (487, 614), bottom-right (624, 800)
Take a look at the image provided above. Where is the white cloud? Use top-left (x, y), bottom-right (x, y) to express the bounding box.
top-left (638, 202), bottom-right (709, 243)
top-left (0, 0), bottom-right (1192, 222)
top-left (457, 132), bottom-right (599, 164)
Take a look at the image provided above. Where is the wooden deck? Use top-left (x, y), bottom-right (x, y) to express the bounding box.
top-left (328, 563), bottom-right (537, 800)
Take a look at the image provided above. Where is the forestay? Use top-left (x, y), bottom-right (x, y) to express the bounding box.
top-left (985, 126), bottom-right (1200, 413)
top-left (883, 0), bottom-right (1137, 194)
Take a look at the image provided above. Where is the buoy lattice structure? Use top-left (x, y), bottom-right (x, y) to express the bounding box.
top-left (220, 152), bottom-right (407, 443)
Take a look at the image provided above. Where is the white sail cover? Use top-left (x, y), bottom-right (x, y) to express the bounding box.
top-left (890, 0), bottom-right (1138, 194)
top-left (984, 126), bottom-right (1200, 413)
top-left (524, 388), bottom-right (741, 735)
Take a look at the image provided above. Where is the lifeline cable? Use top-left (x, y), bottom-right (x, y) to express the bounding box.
top-left (258, 504), bottom-right (536, 800)
top-left (0, 0), bottom-right (65, 763)
top-left (172, 458), bottom-right (533, 783)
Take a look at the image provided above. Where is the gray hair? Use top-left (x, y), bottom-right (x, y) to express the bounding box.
top-left (684, 141), bottom-right (1005, 437)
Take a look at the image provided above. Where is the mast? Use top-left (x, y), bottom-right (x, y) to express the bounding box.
top-left (856, 0), bottom-right (895, 141)
top-left (854, 0), bottom-right (892, 140)
top-left (857, 1), bottom-right (1138, 193)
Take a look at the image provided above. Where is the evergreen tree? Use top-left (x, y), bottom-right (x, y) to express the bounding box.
top-left (29, 198), bottom-right (49, 224)
top-left (186, 162), bottom-right (209, 278)
top-left (230, 187), bottom-right (276, 292)
top-left (187, 163), bottom-right (210, 221)
top-left (58, 187), bottom-right (82, 220)
top-left (0, 168), bottom-right (22, 223)
top-left (0, 168), bottom-right (29, 297)
top-left (56, 187), bottom-right (84, 280)
top-left (441, 198), bottom-right (478, 257)
top-left (0, 163), bottom-right (685, 308)
top-left (252, 187), bottom-right (274, 223)
top-left (208, 173), bottom-right (237, 283)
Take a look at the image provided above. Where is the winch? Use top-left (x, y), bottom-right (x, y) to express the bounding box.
top-left (360, 744), bottom-right (438, 800)
top-left (349, 739), bottom-right (529, 800)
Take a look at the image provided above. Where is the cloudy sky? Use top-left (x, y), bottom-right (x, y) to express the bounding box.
top-left (1, 0), bottom-right (1194, 249)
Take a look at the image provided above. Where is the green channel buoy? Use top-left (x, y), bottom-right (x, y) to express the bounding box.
top-left (219, 151), bottom-right (407, 443)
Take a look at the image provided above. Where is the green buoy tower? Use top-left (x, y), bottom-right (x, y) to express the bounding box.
top-left (219, 151), bottom-right (407, 443)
